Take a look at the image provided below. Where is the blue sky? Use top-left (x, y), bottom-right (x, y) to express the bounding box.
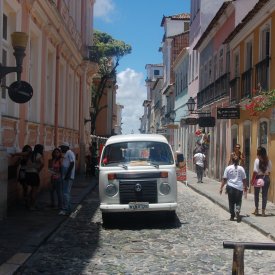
top-left (94, 0), bottom-right (190, 134)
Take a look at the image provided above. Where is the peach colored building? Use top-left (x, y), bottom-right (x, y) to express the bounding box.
top-left (0, 0), bottom-right (96, 218)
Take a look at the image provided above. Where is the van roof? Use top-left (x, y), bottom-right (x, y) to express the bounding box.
top-left (105, 134), bottom-right (169, 146)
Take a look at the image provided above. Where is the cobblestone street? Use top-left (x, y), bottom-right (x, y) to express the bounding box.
top-left (17, 182), bottom-right (275, 275)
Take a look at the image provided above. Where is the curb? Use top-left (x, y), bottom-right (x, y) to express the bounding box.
top-left (187, 182), bottom-right (275, 242)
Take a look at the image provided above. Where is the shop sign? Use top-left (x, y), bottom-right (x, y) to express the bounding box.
top-left (8, 81), bottom-right (33, 103)
top-left (185, 118), bottom-right (198, 125)
top-left (198, 116), bottom-right (216, 127)
top-left (217, 107), bottom-right (240, 119)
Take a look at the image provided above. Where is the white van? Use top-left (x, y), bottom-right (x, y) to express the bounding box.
top-left (98, 134), bottom-right (177, 223)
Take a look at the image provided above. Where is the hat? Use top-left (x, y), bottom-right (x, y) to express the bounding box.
top-left (60, 142), bottom-right (70, 148)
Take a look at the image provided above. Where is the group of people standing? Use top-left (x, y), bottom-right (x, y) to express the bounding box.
top-left (14, 142), bottom-right (75, 216)
top-left (220, 144), bottom-right (272, 222)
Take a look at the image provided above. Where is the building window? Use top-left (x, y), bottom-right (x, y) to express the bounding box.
top-left (1, 49), bottom-right (7, 99)
top-left (245, 41), bottom-right (253, 70)
top-left (260, 25), bottom-right (270, 60)
top-left (219, 48), bottom-right (224, 76)
top-left (154, 70), bottom-right (160, 76)
top-left (259, 120), bottom-right (268, 147)
top-left (2, 14), bottom-right (7, 40)
top-left (234, 52), bottom-right (239, 77)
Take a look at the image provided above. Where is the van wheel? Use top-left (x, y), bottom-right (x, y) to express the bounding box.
top-left (102, 213), bottom-right (112, 226)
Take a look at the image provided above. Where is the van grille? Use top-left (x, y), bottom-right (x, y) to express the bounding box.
top-left (119, 180), bottom-right (157, 204)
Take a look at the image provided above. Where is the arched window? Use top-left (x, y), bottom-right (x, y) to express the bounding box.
top-left (258, 119), bottom-right (269, 149)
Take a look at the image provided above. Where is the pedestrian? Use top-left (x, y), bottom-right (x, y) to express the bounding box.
top-left (48, 147), bottom-right (63, 209)
top-left (220, 155), bottom-right (247, 222)
top-left (193, 149), bottom-right (206, 183)
top-left (59, 142), bottom-right (75, 216)
top-left (25, 144), bottom-right (44, 210)
top-left (228, 143), bottom-right (245, 167)
top-left (193, 141), bottom-right (203, 155)
top-left (250, 146), bottom-right (272, 217)
top-left (15, 145), bottom-right (32, 206)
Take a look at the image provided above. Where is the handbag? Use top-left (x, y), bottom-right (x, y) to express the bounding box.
top-left (253, 177), bottom-right (265, 187)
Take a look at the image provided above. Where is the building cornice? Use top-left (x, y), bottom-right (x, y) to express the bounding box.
top-left (224, 0), bottom-right (273, 48)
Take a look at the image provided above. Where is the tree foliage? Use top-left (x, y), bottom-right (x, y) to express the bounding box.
top-left (89, 30), bottom-right (131, 134)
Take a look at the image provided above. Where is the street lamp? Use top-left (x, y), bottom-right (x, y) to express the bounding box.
top-left (0, 32), bottom-right (28, 81)
top-left (0, 32), bottom-right (33, 103)
top-left (186, 96), bottom-right (210, 116)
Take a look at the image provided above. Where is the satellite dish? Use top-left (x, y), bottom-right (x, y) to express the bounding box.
top-left (8, 80), bottom-right (33, 104)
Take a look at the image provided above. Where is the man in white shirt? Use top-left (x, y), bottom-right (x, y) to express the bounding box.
top-left (59, 142), bottom-right (75, 215)
top-left (220, 155), bottom-right (247, 222)
top-left (193, 150), bottom-right (206, 183)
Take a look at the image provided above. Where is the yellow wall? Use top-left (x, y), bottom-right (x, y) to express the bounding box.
top-left (232, 13), bottom-right (275, 202)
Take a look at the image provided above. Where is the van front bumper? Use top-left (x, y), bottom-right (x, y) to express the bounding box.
top-left (100, 202), bottom-right (177, 212)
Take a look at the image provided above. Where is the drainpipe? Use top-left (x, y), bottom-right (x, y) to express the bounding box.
top-left (54, 44), bottom-right (61, 146)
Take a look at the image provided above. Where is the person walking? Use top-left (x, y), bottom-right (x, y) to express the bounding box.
top-left (228, 143), bottom-right (245, 167)
top-left (193, 150), bottom-right (206, 183)
top-left (250, 146), bottom-right (272, 217)
top-left (220, 155), bottom-right (247, 222)
top-left (49, 147), bottom-right (63, 209)
top-left (59, 142), bottom-right (75, 216)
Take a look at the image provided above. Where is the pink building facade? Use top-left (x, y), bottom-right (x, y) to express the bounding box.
top-left (0, 0), bottom-right (96, 218)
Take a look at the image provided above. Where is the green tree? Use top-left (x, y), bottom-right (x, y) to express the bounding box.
top-left (88, 30), bottom-right (132, 134)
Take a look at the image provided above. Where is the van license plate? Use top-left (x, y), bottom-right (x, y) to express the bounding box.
top-left (129, 202), bottom-right (149, 209)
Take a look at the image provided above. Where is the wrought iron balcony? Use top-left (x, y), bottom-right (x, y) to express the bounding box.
top-left (241, 68), bottom-right (253, 99)
top-left (229, 76), bottom-right (240, 104)
top-left (255, 56), bottom-right (270, 93)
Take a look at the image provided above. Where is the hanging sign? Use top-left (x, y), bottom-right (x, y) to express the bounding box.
top-left (185, 117), bottom-right (198, 125)
top-left (8, 81), bottom-right (33, 103)
top-left (217, 107), bottom-right (240, 119)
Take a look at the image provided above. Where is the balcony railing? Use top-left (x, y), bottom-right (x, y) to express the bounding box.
top-left (255, 56), bottom-right (270, 93)
top-left (241, 68), bottom-right (253, 99)
top-left (215, 73), bottom-right (230, 100)
top-left (197, 73), bottom-right (229, 109)
top-left (229, 77), bottom-right (240, 104)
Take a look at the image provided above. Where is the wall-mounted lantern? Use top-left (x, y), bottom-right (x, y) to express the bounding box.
top-left (0, 32), bottom-right (33, 103)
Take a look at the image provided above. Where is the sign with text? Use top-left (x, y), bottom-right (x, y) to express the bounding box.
top-left (198, 116), bottom-right (215, 127)
top-left (217, 107), bottom-right (240, 119)
top-left (185, 117), bottom-right (198, 125)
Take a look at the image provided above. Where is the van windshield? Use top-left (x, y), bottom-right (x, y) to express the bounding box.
top-left (101, 141), bottom-right (174, 166)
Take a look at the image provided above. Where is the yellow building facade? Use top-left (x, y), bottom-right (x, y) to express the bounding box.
top-left (227, 1), bottom-right (275, 202)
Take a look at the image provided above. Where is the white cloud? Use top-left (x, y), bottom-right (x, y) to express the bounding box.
top-left (94, 0), bottom-right (115, 22)
top-left (117, 68), bottom-right (146, 135)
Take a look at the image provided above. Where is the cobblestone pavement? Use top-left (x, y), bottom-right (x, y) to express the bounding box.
top-left (17, 183), bottom-right (275, 275)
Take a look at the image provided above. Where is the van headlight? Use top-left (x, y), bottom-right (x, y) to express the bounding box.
top-left (160, 182), bottom-right (171, 195)
top-left (105, 184), bottom-right (117, 197)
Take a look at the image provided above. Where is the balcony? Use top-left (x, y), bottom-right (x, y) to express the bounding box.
top-left (229, 77), bottom-right (240, 104)
top-left (215, 73), bottom-right (229, 100)
top-left (255, 56), bottom-right (270, 93)
top-left (197, 73), bottom-right (229, 109)
top-left (241, 68), bottom-right (253, 99)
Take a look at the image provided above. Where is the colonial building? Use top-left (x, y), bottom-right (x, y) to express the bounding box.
top-left (225, 0), bottom-right (275, 202)
top-left (0, 0), bottom-right (96, 218)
